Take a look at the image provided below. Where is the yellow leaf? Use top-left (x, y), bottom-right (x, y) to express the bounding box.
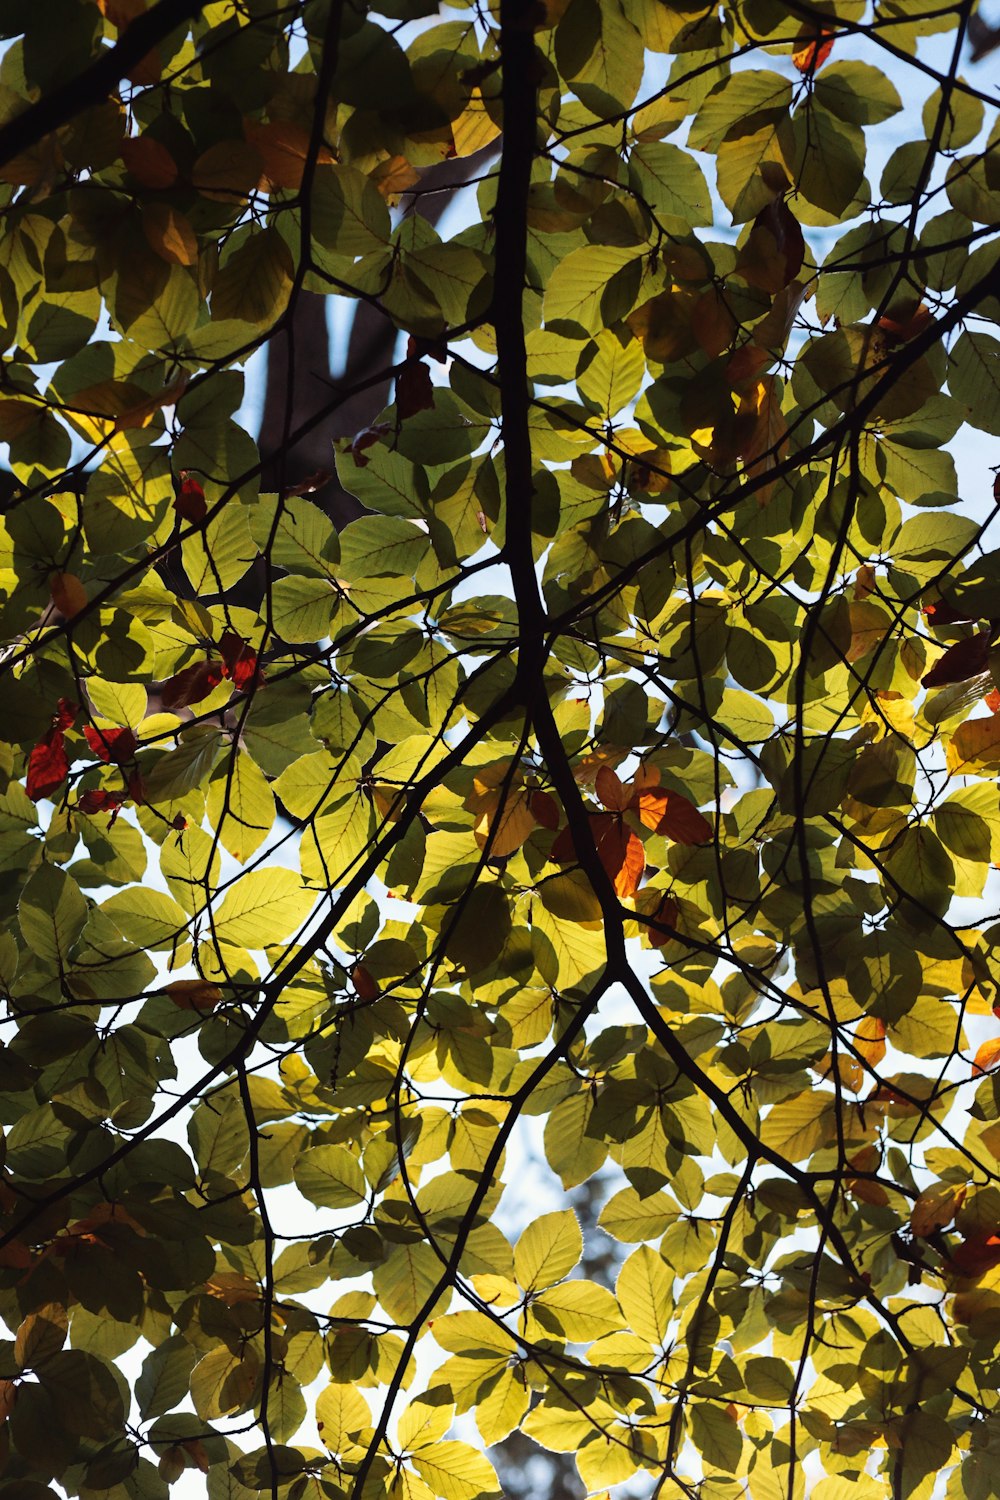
top-left (410, 1441), bottom-right (502, 1500)
top-left (946, 714), bottom-right (1000, 774)
top-left (514, 1210), bottom-right (582, 1291)
top-left (759, 1091), bottom-right (837, 1161)
top-left (398, 1397), bottom-right (455, 1453)
top-left (910, 1181), bottom-right (966, 1237)
top-left (315, 1383), bottom-right (370, 1458)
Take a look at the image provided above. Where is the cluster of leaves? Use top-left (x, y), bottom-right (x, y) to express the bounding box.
top-left (2, 0), bottom-right (1000, 1498)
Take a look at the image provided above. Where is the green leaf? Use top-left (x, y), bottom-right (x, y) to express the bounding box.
top-left (543, 245), bottom-right (641, 333)
top-left (949, 330), bottom-right (1000, 434)
top-left (18, 864), bottom-right (88, 966)
top-left (101, 887), bottom-right (189, 950)
top-left (629, 143), bottom-right (713, 227)
top-left (212, 228), bottom-right (294, 326)
top-left (292, 1144), bottom-right (367, 1209)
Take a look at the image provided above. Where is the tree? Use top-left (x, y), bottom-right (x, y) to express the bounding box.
top-left (2, 0), bottom-right (1000, 1496)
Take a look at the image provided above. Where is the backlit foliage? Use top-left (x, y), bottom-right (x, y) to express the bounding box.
top-left (1, 1), bottom-right (1000, 1497)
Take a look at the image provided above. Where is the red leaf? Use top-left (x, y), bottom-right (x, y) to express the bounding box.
top-left (549, 823), bottom-right (579, 863)
top-left (160, 660), bottom-right (224, 711)
top-left (921, 632), bottom-right (991, 688)
top-left (792, 31), bottom-right (835, 72)
top-left (26, 732), bottom-right (69, 801)
top-left (637, 789), bottom-right (712, 845)
top-left (219, 631), bottom-right (260, 691)
top-left (595, 765), bottom-right (631, 812)
top-left (648, 894), bottom-right (679, 947)
top-left (174, 474), bottom-right (206, 524)
top-left (52, 698), bottom-right (80, 732)
top-left (395, 360), bottom-right (435, 420)
top-left (923, 595), bottom-right (978, 626)
top-left (530, 790), bottom-right (560, 830)
top-left (78, 788), bottom-right (126, 820)
top-left (85, 725), bottom-right (138, 764)
top-left (986, 689), bottom-right (1000, 713)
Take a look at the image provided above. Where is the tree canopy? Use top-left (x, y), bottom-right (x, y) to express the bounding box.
top-left (2, 0), bottom-right (1000, 1497)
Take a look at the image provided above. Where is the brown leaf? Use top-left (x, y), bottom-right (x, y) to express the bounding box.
top-left (0, 1379), bottom-right (16, 1424)
top-left (736, 199), bottom-right (805, 295)
top-left (120, 134), bottom-right (177, 189)
top-left (922, 632), bottom-right (991, 688)
top-left (947, 1231), bottom-right (1000, 1280)
top-left (352, 964), bottom-right (380, 1002)
top-left (395, 360), bottom-right (435, 419)
top-left (647, 893), bottom-right (679, 947)
top-left (244, 119), bottom-right (333, 191)
top-left (595, 765), bottom-right (631, 812)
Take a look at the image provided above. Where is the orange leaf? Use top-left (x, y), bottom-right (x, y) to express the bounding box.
top-left (792, 31), bottom-right (835, 72)
top-left (986, 688), bottom-right (1000, 713)
top-left (593, 818), bottom-right (644, 897)
top-left (637, 789), bottom-right (712, 845)
top-left (243, 119), bottom-right (332, 191)
top-left (973, 1036), bottom-right (1000, 1076)
top-left (50, 571), bottom-right (87, 618)
top-left (142, 202), bottom-right (198, 266)
top-left (162, 980), bottom-right (223, 1013)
